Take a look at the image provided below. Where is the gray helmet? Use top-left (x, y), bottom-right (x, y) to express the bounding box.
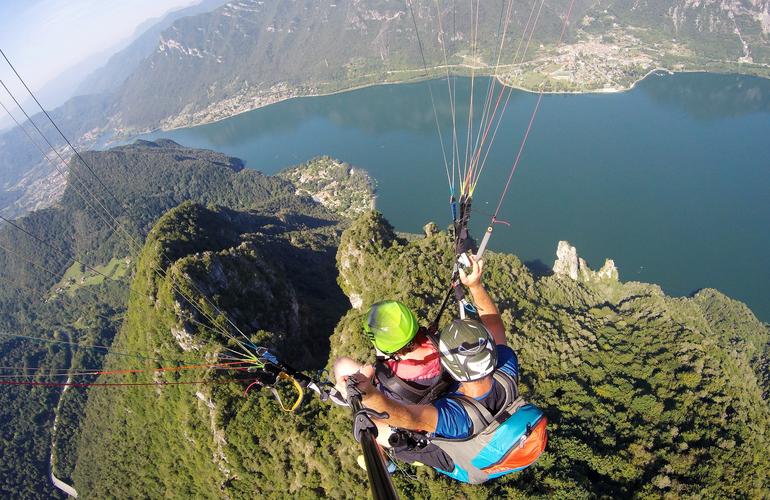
top-left (438, 319), bottom-right (497, 382)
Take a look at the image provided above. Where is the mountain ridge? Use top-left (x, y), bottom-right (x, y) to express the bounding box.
top-left (2, 0), bottom-right (769, 217)
top-left (0, 140), bottom-right (369, 497)
top-left (74, 0), bottom-right (231, 97)
top-left (69, 205), bottom-right (770, 498)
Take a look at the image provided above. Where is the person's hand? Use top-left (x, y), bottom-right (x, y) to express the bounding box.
top-left (459, 254), bottom-right (484, 288)
top-left (347, 371), bottom-right (375, 400)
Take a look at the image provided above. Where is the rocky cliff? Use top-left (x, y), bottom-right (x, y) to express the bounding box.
top-left (553, 240), bottom-right (619, 282)
top-left (0, 141), bottom-right (375, 497)
top-left (72, 202), bottom-right (355, 497)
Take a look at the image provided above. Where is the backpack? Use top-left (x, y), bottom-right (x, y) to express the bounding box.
top-left (430, 370), bottom-right (548, 484)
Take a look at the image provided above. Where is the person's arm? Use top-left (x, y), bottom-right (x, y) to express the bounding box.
top-left (459, 255), bottom-right (507, 346)
top-left (348, 372), bottom-right (438, 432)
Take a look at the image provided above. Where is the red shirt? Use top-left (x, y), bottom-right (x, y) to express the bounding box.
top-left (384, 331), bottom-right (442, 381)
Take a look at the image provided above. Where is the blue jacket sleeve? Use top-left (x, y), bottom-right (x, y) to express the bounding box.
top-left (432, 398), bottom-right (473, 439)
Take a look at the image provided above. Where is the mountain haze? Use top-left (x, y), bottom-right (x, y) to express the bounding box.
top-left (75, 0), bottom-right (231, 96)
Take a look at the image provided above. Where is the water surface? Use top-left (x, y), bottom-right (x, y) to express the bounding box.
top-left (143, 73), bottom-right (770, 321)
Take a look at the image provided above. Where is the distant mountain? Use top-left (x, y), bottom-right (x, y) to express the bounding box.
top-left (0, 0), bottom-right (230, 216)
top-left (0, 1), bottom-right (227, 134)
top-left (599, 0), bottom-right (770, 63)
top-left (110, 0), bottom-right (586, 130)
top-left (75, 0), bottom-right (231, 96)
top-left (1, 0), bottom-right (768, 217)
top-left (0, 50), bottom-right (113, 133)
top-left (109, 0), bottom-right (770, 130)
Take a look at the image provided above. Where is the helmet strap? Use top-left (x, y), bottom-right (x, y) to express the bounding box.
top-left (374, 347), bottom-right (396, 361)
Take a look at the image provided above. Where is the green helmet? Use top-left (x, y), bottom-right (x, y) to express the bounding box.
top-left (438, 319), bottom-right (497, 382)
top-left (363, 300), bottom-right (419, 354)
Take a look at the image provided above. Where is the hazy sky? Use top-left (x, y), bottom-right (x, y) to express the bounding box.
top-left (0, 0), bottom-right (198, 91)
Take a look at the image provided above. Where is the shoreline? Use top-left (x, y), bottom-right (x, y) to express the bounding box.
top-left (495, 67), bottom-right (675, 95)
top-left (124, 66), bottom-right (754, 137)
top-left (120, 71), bottom-right (770, 323)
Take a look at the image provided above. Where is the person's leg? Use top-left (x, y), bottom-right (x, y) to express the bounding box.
top-left (374, 421), bottom-right (394, 448)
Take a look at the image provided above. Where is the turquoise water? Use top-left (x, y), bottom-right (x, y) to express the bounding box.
top-left (143, 73), bottom-right (770, 321)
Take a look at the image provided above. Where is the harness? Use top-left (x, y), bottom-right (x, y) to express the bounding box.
top-left (374, 361), bottom-right (453, 405)
top-left (429, 370), bottom-right (548, 484)
top-left (373, 328), bottom-right (453, 405)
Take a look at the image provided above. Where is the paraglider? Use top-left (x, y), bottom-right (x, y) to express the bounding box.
top-left (343, 256), bottom-right (547, 485)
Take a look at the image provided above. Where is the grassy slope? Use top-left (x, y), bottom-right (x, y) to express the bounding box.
top-left (52, 258), bottom-right (130, 296)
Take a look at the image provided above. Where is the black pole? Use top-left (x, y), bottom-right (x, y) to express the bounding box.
top-left (349, 396), bottom-right (399, 500)
top-left (267, 355), bottom-right (397, 498)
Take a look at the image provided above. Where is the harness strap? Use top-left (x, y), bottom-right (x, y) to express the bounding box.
top-left (421, 373), bottom-right (455, 404)
top-left (374, 361), bottom-right (428, 400)
top-left (493, 370), bottom-right (519, 403)
top-left (446, 369), bottom-right (520, 434)
top-left (374, 360), bottom-right (453, 405)
top-left (447, 394), bottom-right (495, 434)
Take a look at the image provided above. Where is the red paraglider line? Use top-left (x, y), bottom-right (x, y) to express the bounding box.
top-left (0, 361), bottom-right (250, 378)
top-left (0, 377), bottom-right (256, 389)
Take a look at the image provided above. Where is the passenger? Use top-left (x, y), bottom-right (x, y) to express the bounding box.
top-left (334, 299), bottom-right (444, 405)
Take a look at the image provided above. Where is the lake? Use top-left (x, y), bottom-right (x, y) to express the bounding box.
top-left (142, 73), bottom-right (770, 321)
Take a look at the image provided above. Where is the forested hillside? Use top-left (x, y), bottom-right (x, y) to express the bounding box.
top-left (74, 0), bottom-right (231, 96)
top-left (0, 140), bottom-right (370, 498)
top-left (109, 0), bottom-right (770, 131)
top-left (72, 202), bottom-right (353, 497)
top-left (1, 138), bottom-right (768, 496)
top-left (70, 208), bottom-right (770, 498)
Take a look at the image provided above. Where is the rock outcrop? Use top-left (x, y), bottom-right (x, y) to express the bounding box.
top-left (423, 222), bottom-right (439, 237)
top-left (553, 240), bottom-right (619, 282)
